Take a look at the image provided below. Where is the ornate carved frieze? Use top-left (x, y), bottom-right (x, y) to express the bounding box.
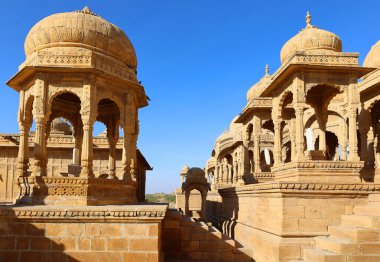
top-left (16, 176), bottom-right (138, 205)
top-left (23, 51), bottom-right (137, 83)
top-left (293, 53), bottom-right (358, 65)
top-left (0, 205), bottom-right (167, 220)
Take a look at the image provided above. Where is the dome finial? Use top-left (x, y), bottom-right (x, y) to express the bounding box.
top-left (306, 11), bottom-right (312, 28)
top-left (75, 6), bottom-right (98, 16)
top-left (265, 64), bottom-right (269, 76)
top-left (82, 6), bottom-right (91, 13)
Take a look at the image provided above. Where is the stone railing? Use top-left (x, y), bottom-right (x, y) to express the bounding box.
top-left (0, 134), bottom-right (124, 147)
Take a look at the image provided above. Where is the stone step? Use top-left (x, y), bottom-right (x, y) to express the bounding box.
top-left (315, 237), bottom-right (380, 255)
top-left (315, 237), bottom-right (359, 254)
top-left (341, 214), bottom-right (380, 229)
top-left (328, 225), bottom-right (380, 242)
top-left (235, 247), bottom-right (253, 257)
top-left (197, 221), bottom-right (209, 230)
top-left (303, 248), bottom-right (344, 262)
top-left (354, 205), bottom-right (380, 216)
top-left (369, 194), bottom-right (380, 202)
top-left (345, 254), bottom-right (380, 262)
top-left (233, 248), bottom-right (254, 262)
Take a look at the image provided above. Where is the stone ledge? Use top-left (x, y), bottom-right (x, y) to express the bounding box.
top-left (219, 182), bottom-right (380, 194)
top-left (271, 161), bottom-right (364, 173)
top-left (0, 204), bottom-right (168, 222)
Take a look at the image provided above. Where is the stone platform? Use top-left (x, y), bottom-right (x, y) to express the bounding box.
top-left (207, 181), bottom-right (380, 261)
top-left (272, 161), bottom-right (365, 183)
top-left (0, 204), bottom-right (168, 262)
top-left (16, 176), bottom-right (138, 206)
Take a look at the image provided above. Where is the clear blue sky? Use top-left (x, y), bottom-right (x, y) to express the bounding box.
top-left (0, 1), bottom-right (379, 193)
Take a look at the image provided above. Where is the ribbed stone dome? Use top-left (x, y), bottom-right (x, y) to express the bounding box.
top-left (363, 40), bottom-right (380, 68)
top-left (280, 12), bottom-right (342, 63)
top-left (247, 65), bottom-right (272, 101)
top-left (24, 7), bottom-right (137, 68)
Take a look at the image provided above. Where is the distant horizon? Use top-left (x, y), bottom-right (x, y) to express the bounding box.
top-left (0, 0), bottom-right (379, 193)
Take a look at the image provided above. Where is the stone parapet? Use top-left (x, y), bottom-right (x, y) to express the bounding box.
top-left (0, 204), bottom-right (167, 262)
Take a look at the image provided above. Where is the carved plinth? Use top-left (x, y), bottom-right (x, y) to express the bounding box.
top-left (272, 161), bottom-right (365, 183)
top-left (15, 176), bottom-right (137, 205)
top-left (252, 172), bottom-right (275, 183)
top-left (304, 150), bottom-right (326, 160)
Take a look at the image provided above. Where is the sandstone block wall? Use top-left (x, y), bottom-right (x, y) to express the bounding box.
top-left (0, 205), bottom-right (167, 262)
top-left (0, 221), bottom-right (161, 262)
top-left (206, 184), bottom-right (372, 261)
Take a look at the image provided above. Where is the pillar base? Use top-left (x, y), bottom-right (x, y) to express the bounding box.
top-left (14, 176), bottom-right (138, 205)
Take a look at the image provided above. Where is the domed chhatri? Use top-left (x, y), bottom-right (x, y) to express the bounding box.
top-left (363, 40), bottom-right (380, 68)
top-left (24, 6), bottom-right (137, 69)
top-left (246, 64), bottom-right (272, 101)
top-left (7, 7), bottom-right (148, 205)
top-left (280, 12), bottom-right (342, 63)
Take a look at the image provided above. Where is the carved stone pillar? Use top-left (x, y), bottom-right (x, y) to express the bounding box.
top-left (222, 163), bottom-right (227, 184)
top-left (252, 135), bottom-right (260, 173)
top-left (73, 139), bottom-right (81, 166)
top-left (233, 161), bottom-right (238, 184)
top-left (319, 129), bottom-right (326, 152)
top-left (290, 118), bottom-right (296, 161)
top-left (16, 123), bottom-right (30, 177)
top-left (253, 115), bottom-right (261, 173)
top-left (348, 108), bottom-right (359, 161)
top-left (243, 145), bottom-right (250, 181)
top-left (360, 128), bottom-right (369, 162)
top-left (368, 127), bottom-right (375, 164)
top-left (295, 106), bottom-right (305, 161)
top-left (122, 133), bottom-right (137, 182)
top-left (226, 164), bottom-right (230, 184)
top-left (79, 77), bottom-right (96, 178)
top-left (43, 120), bottom-right (52, 173)
top-left (73, 127), bottom-right (82, 165)
top-left (108, 137), bottom-right (118, 179)
top-left (211, 172), bottom-right (217, 190)
top-left (341, 143), bottom-right (347, 161)
top-left (31, 116), bottom-right (47, 177)
top-left (273, 119), bottom-right (282, 166)
top-left (80, 120), bottom-right (94, 178)
top-left (215, 164), bottom-right (220, 185)
top-left (239, 159), bottom-right (244, 183)
top-left (123, 93), bottom-right (138, 182)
